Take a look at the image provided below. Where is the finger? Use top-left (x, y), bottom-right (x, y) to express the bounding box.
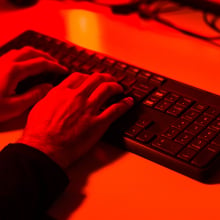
top-left (7, 83), bottom-right (53, 117)
top-left (97, 97), bottom-right (134, 126)
top-left (9, 57), bottom-right (68, 91)
top-left (77, 73), bottom-right (116, 97)
top-left (2, 46), bottom-right (56, 62)
top-left (87, 82), bottom-right (123, 113)
top-left (57, 72), bottom-right (89, 90)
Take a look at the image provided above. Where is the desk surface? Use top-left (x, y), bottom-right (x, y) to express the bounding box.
top-left (0, 0), bottom-right (220, 219)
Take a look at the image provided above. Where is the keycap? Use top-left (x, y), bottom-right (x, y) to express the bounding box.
top-left (167, 105), bottom-right (185, 117)
top-left (149, 75), bottom-right (166, 86)
top-left (171, 118), bottom-right (191, 130)
top-left (176, 97), bottom-right (193, 108)
top-left (136, 118), bottom-right (153, 128)
top-left (184, 123), bottom-right (204, 135)
top-left (164, 93), bottom-right (180, 102)
top-left (162, 127), bottom-right (181, 139)
top-left (154, 100), bottom-right (173, 112)
top-left (191, 103), bottom-right (208, 112)
top-left (152, 137), bottom-right (183, 155)
top-left (212, 135), bottom-right (220, 146)
top-left (195, 114), bottom-right (214, 126)
top-left (177, 147), bottom-right (198, 162)
top-left (182, 109), bottom-right (200, 121)
top-left (125, 125), bottom-right (143, 138)
top-left (190, 138), bottom-right (207, 150)
top-left (136, 130), bottom-right (155, 143)
top-left (191, 144), bottom-right (220, 167)
top-left (198, 128), bottom-right (218, 142)
top-left (175, 132), bottom-right (194, 145)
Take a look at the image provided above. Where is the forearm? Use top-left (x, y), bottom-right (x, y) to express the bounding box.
top-left (0, 143), bottom-right (69, 219)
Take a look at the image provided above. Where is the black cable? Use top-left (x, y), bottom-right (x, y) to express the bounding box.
top-left (137, 0), bottom-right (220, 46)
top-left (88, 0), bottom-right (220, 46)
top-left (154, 15), bottom-right (220, 46)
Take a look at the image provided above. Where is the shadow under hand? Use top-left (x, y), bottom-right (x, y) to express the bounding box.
top-left (48, 140), bottom-right (127, 220)
top-left (0, 110), bottom-right (29, 132)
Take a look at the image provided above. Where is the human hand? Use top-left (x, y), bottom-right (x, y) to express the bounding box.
top-left (0, 46), bottom-right (67, 122)
top-left (18, 72), bottom-right (134, 169)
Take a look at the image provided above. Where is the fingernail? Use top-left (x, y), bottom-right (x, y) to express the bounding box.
top-left (124, 97), bottom-right (134, 105)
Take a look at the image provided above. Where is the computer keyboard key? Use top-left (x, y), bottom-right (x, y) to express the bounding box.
top-left (125, 125), bottom-right (143, 138)
top-left (152, 137), bottom-right (183, 155)
top-left (126, 67), bottom-right (140, 76)
top-left (92, 63), bottom-right (107, 73)
top-left (137, 71), bottom-right (151, 83)
top-left (80, 60), bottom-right (97, 73)
top-left (143, 95), bottom-right (161, 107)
top-left (103, 58), bottom-right (116, 67)
top-left (154, 100), bottom-right (173, 112)
top-left (155, 100), bottom-right (172, 112)
top-left (208, 118), bottom-right (220, 131)
top-left (176, 97), bottom-right (193, 108)
top-left (121, 76), bottom-right (136, 89)
top-left (136, 130), bottom-right (155, 143)
top-left (191, 144), bottom-right (220, 168)
top-left (148, 75), bottom-right (166, 86)
top-left (190, 138), bottom-right (208, 150)
top-left (164, 93), bottom-right (180, 102)
top-left (114, 62), bottom-right (128, 71)
top-left (136, 118), bottom-right (153, 128)
top-left (194, 115), bottom-right (214, 127)
top-left (212, 135), bottom-right (220, 146)
top-left (132, 83), bottom-right (155, 94)
top-left (130, 89), bottom-right (147, 102)
top-left (198, 128), bottom-right (218, 142)
top-left (177, 146), bottom-right (198, 162)
top-left (152, 90), bottom-right (168, 99)
top-left (175, 132), bottom-right (194, 145)
top-left (143, 99), bottom-right (156, 107)
top-left (167, 105), bottom-right (185, 117)
top-left (162, 127), bottom-right (181, 139)
top-left (191, 103), bottom-right (208, 112)
top-left (182, 109), bottom-right (201, 121)
top-left (171, 118), bottom-right (190, 130)
top-left (204, 108), bottom-right (219, 117)
top-left (184, 123), bottom-right (204, 135)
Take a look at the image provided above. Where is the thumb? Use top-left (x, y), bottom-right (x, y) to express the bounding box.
top-left (99, 96), bottom-right (134, 126)
top-left (10, 83), bottom-right (53, 113)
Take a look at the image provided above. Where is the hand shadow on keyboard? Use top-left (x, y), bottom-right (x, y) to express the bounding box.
top-left (0, 110), bottom-right (29, 132)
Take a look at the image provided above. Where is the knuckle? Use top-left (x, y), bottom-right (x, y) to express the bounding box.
top-left (20, 46), bottom-right (37, 55)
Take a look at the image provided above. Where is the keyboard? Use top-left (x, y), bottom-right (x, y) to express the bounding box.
top-left (1, 30), bottom-right (219, 182)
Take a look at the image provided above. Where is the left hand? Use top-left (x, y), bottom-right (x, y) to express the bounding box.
top-left (0, 46), bottom-right (67, 122)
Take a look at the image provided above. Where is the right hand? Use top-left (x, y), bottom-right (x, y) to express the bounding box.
top-left (18, 72), bottom-right (134, 169)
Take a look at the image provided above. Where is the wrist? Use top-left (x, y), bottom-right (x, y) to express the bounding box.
top-left (17, 136), bottom-right (70, 170)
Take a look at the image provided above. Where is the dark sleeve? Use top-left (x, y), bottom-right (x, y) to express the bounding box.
top-left (0, 143), bottom-right (69, 220)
